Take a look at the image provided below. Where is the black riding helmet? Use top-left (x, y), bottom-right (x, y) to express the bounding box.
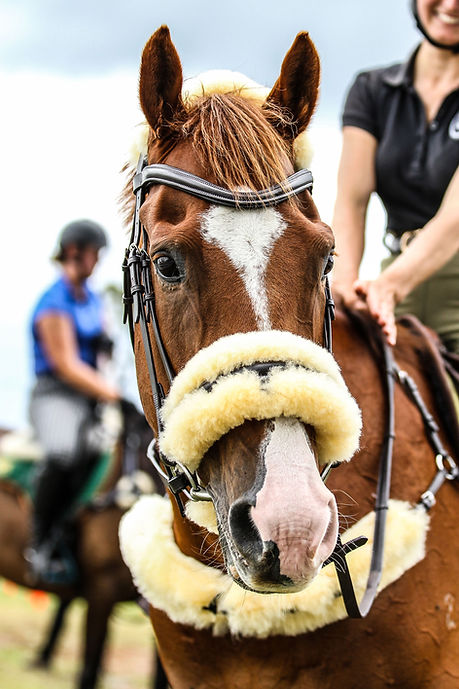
top-left (54, 219), bottom-right (108, 262)
top-left (411, 0), bottom-right (459, 53)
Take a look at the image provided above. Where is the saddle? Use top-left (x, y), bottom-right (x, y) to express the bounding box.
top-left (0, 435), bottom-right (112, 507)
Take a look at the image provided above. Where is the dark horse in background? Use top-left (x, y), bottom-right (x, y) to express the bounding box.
top-left (118, 26), bottom-right (459, 689)
top-left (0, 401), bottom-right (166, 689)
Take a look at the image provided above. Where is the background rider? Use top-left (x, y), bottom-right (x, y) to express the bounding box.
top-left (27, 220), bottom-right (120, 583)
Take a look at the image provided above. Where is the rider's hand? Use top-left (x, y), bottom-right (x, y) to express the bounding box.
top-left (101, 384), bottom-right (121, 404)
top-left (354, 278), bottom-right (397, 346)
top-left (332, 281), bottom-right (368, 312)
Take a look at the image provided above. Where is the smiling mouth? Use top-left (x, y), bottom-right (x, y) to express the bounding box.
top-left (435, 11), bottom-right (459, 25)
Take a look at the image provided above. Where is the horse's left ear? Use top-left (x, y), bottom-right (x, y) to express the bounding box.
top-left (266, 32), bottom-right (320, 139)
top-left (139, 25), bottom-right (184, 135)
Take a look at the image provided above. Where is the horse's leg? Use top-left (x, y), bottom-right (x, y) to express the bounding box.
top-left (77, 593), bottom-right (114, 689)
top-left (152, 644), bottom-right (169, 689)
top-left (31, 596), bottom-right (73, 668)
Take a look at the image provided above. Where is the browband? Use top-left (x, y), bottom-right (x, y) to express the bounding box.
top-left (133, 162), bottom-right (313, 209)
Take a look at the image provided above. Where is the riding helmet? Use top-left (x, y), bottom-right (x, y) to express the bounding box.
top-left (55, 219), bottom-right (108, 261)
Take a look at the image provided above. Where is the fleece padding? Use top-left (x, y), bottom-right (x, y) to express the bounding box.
top-left (159, 331), bottom-right (361, 470)
top-left (185, 500), bottom-right (218, 533)
top-left (119, 494), bottom-right (429, 638)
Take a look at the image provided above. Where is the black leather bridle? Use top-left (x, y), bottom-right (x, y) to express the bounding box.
top-left (123, 155), bottom-right (457, 620)
top-left (122, 154), bottom-right (335, 508)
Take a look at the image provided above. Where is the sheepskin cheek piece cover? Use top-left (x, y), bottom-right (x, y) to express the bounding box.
top-left (159, 330), bottom-right (362, 472)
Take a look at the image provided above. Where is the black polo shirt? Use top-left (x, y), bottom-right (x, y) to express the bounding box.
top-left (342, 47), bottom-right (459, 235)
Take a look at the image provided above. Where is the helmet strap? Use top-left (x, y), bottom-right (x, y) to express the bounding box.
top-left (411, 0), bottom-right (459, 54)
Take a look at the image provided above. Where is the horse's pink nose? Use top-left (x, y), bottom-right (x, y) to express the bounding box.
top-left (276, 495), bottom-right (338, 579)
top-left (228, 491), bottom-right (338, 590)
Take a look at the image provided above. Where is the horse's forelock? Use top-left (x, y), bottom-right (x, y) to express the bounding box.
top-left (119, 90), bottom-right (298, 229)
top-left (176, 93), bottom-right (294, 193)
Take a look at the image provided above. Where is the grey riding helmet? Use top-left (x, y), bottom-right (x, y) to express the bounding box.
top-left (411, 0), bottom-right (459, 53)
top-left (55, 220), bottom-right (108, 261)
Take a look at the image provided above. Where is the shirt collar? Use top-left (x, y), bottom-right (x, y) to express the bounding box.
top-left (61, 274), bottom-right (89, 303)
top-left (382, 46), bottom-right (420, 88)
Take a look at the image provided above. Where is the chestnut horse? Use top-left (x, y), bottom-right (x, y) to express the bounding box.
top-left (120, 26), bottom-right (459, 689)
top-left (0, 403), bottom-right (164, 689)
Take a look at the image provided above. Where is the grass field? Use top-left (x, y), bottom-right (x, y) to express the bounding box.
top-left (0, 578), bottom-right (156, 689)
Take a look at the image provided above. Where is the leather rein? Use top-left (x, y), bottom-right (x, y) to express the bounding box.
top-left (324, 341), bottom-right (458, 617)
top-left (122, 155), bottom-right (458, 620)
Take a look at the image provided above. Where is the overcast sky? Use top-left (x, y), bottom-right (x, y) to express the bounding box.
top-left (0, 1), bottom-right (420, 428)
top-left (1, 0), bottom-right (419, 117)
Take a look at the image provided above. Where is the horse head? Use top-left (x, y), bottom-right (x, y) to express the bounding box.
top-left (126, 26), bottom-right (361, 594)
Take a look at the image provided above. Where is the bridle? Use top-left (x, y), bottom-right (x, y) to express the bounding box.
top-left (122, 154), bottom-right (334, 506)
top-left (122, 154), bottom-right (457, 620)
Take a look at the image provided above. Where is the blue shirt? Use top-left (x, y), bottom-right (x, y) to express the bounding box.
top-left (32, 276), bottom-right (103, 376)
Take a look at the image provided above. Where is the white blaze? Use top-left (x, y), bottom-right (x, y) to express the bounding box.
top-left (200, 205), bottom-right (286, 330)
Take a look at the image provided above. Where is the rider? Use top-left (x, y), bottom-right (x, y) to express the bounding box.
top-left (331, 0), bottom-right (459, 352)
top-left (27, 219), bottom-right (120, 582)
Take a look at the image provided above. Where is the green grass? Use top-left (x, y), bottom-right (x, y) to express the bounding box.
top-left (0, 579), bottom-right (156, 689)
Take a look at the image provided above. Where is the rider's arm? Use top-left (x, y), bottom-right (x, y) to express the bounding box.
top-left (355, 165), bottom-right (459, 344)
top-left (331, 126), bottom-right (377, 306)
top-left (36, 313), bottom-right (120, 402)
top-left (376, 165), bottom-right (459, 299)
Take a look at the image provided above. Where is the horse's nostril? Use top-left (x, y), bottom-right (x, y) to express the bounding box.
top-left (260, 540), bottom-right (279, 566)
top-left (228, 499), bottom-right (263, 560)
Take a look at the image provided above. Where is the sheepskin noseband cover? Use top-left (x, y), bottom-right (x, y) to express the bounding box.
top-left (159, 331), bottom-right (361, 471)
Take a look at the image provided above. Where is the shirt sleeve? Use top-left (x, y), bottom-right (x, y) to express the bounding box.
top-left (342, 71), bottom-right (380, 139)
top-left (33, 284), bottom-right (72, 324)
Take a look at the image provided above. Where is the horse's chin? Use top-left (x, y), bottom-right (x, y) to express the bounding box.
top-left (228, 559), bottom-right (321, 594)
top-left (220, 531), bottom-right (321, 595)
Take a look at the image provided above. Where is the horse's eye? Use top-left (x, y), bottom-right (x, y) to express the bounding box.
top-left (323, 253), bottom-right (335, 277)
top-left (153, 253), bottom-right (182, 283)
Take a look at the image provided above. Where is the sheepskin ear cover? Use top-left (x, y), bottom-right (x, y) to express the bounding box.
top-left (127, 70), bottom-right (312, 169)
top-left (119, 494), bottom-right (430, 638)
top-left (185, 500), bottom-right (218, 533)
top-left (159, 331), bottom-right (362, 471)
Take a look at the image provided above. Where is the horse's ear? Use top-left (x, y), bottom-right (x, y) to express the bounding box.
top-left (139, 25), bottom-right (184, 135)
top-left (266, 32), bottom-right (320, 139)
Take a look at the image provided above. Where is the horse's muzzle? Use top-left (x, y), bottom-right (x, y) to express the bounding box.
top-left (226, 489), bottom-right (338, 593)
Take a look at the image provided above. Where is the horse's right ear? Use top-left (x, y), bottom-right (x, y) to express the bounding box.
top-left (139, 25), bottom-right (184, 135)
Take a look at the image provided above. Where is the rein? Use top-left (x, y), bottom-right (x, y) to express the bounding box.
top-left (325, 340), bottom-right (459, 618)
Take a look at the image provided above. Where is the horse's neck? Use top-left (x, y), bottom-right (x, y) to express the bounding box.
top-left (331, 306), bottom-right (455, 507)
top-left (96, 440), bottom-right (125, 493)
top-left (149, 606), bottom-right (301, 689)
